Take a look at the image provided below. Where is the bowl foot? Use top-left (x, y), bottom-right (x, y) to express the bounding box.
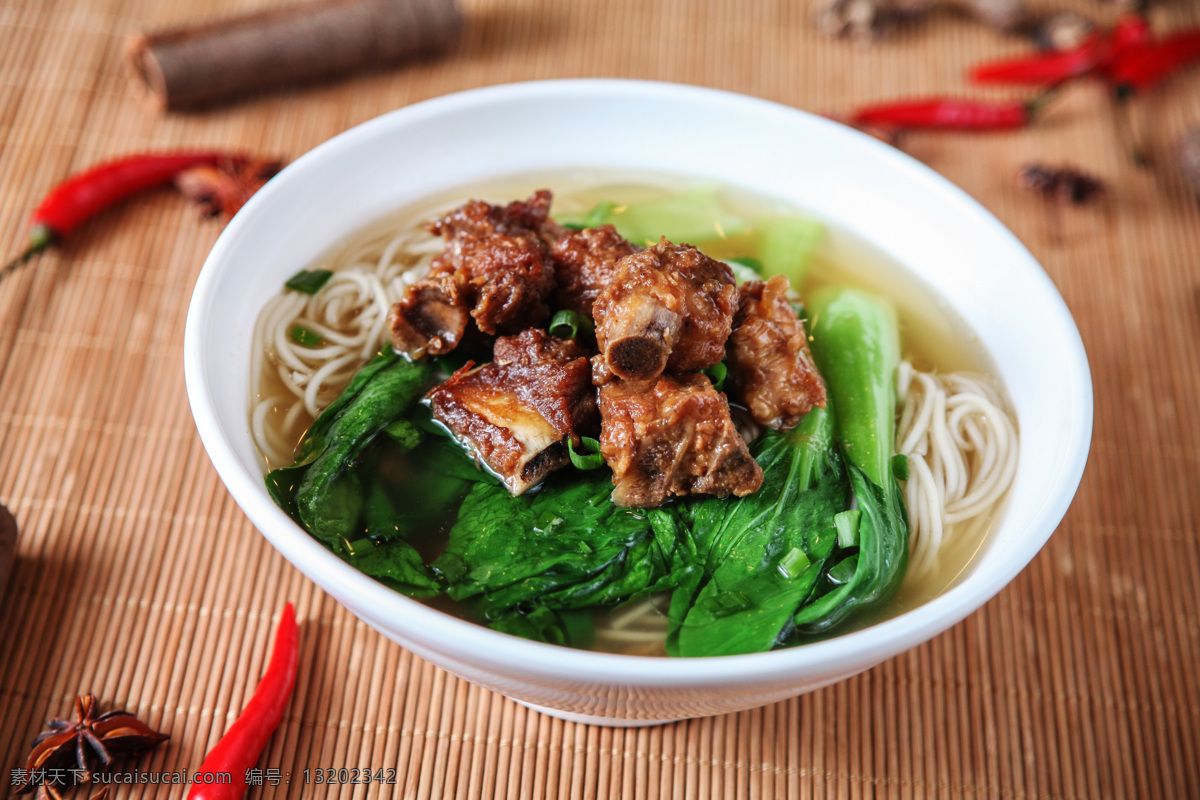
top-left (513, 699), bottom-right (681, 727)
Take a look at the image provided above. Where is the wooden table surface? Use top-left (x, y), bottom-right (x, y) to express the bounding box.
top-left (2, 0), bottom-right (1198, 797)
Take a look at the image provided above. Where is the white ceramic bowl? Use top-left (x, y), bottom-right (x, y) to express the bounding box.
top-left (185, 79), bottom-right (1092, 726)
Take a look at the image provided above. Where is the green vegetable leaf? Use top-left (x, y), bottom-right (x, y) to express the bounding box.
top-left (792, 286), bottom-right (909, 633)
top-left (432, 470), bottom-right (687, 643)
top-left (285, 268), bottom-right (334, 294)
top-left (702, 361), bottom-right (728, 392)
top-left (337, 537), bottom-right (440, 597)
top-left (668, 408), bottom-right (848, 657)
top-left (756, 217), bottom-right (824, 288)
top-left (591, 186), bottom-right (746, 246)
top-left (266, 349), bottom-right (435, 544)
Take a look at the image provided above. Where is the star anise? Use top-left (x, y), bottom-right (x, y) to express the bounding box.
top-left (1018, 164), bottom-right (1106, 205)
top-left (174, 156), bottom-right (284, 219)
top-left (15, 694), bottom-right (168, 795)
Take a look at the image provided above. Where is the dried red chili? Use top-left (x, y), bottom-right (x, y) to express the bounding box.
top-left (186, 603), bottom-right (299, 800)
top-left (1108, 28), bottom-right (1200, 97)
top-left (1, 151), bottom-right (280, 282)
top-left (849, 94), bottom-right (1051, 131)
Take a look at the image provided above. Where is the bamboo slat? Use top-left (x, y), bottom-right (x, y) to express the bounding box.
top-left (2, 0), bottom-right (1199, 797)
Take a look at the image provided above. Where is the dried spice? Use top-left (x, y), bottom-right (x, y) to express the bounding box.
top-left (1019, 164), bottom-right (1106, 205)
top-left (812, 0), bottom-right (1025, 42)
top-left (174, 157), bottom-right (284, 219)
top-left (812, 0), bottom-right (932, 43)
top-left (1018, 164), bottom-right (1106, 244)
top-left (14, 694), bottom-right (169, 796)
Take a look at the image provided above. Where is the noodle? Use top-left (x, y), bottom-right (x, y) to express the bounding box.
top-left (248, 228), bottom-right (436, 465)
top-left (895, 361), bottom-right (1019, 579)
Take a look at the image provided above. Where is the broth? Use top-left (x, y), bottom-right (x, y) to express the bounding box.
top-left (252, 171), bottom-right (1012, 653)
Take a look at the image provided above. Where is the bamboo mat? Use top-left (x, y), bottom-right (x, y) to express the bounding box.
top-left (2, 0), bottom-right (1199, 797)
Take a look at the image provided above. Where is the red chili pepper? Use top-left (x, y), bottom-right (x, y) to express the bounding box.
top-left (971, 14), bottom-right (1151, 86)
top-left (1110, 13), bottom-right (1153, 53)
top-left (187, 603), bottom-right (299, 800)
top-left (971, 32), bottom-right (1110, 85)
top-left (1108, 28), bottom-right (1200, 97)
top-left (850, 94), bottom-right (1050, 131)
top-left (2, 151), bottom-right (241, 281)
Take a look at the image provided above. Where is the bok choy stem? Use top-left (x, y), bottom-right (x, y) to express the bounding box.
top-left (794, 287), bottom-right (909, 633)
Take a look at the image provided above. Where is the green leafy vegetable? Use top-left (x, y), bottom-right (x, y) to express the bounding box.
top-left (337, 536), bottom-right (440, 597)
top-left (724, 260), bottom-right (761, 286)
top-left (285, 268), bottom-right (334, 294)
top-left (432, 471), bottom-right (689, 641)
top-left (702, 361), bottom-right (728, 392)
top-left (793, 287), bottom-right (909, 633)
top-left (667, 407), bottom-right (847, 656)
top-left (582, 186), bottom-right (746, 246)
top-left (756, 217), bottom-right (824, 288)
top-left (265, 350), bottom-right (435, 543)
top-left (726, 256), bottom-right (763, 272)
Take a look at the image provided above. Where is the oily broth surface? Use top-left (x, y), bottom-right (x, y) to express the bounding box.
top-left (253, 171), bottom-right (1010, 652)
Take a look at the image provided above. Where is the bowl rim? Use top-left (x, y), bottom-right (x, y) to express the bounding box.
top-left (185, 78), bottom-right (1093, 685)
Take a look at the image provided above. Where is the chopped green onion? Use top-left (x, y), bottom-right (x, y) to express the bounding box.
top-left (285, 268), bottom-right (333, 294)
top-left (835, 508), bottom-right (862, 548)
top-left (568, 436), bottom-right (605, 470)
top-left (559, 200), bottom-right (618, 229)
top-left (287, 323), bottom-right (323, 347)
top-left (892, 453), bottom-right (910, 481)
top-left (340, 536), bottom-right (378, 558)
top-left (702, 361), bottom-right (728, 392)
top-left (548, 309), bottom-right (594, 340)
top-left (582, 200), bottom-right (618, 227)
top-left (777, 547), bottom-right (811, 579)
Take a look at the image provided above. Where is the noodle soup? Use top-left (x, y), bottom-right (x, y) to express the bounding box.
top-left (251, 172), bottom-right (1018, 655)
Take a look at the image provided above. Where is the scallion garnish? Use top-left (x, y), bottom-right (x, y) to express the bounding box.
top-left (702, 361), bottom-right (728, 392)
top-left (287, 324), bottom-right (323, 347)
top-left (834, 509), bottom-right (862, 548)
top-left (548, 309), bottom-right (594, 340)
top-left (777, 547), bottom-right (811, 579)
top-left (568, 436), bottom-right (605, 470)
top-left (285, 268), bottom-right (333, 294)
top-left (559, 200), bottom-right (617, 230)
top-left (582, 200), bottom-right (617, 227)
